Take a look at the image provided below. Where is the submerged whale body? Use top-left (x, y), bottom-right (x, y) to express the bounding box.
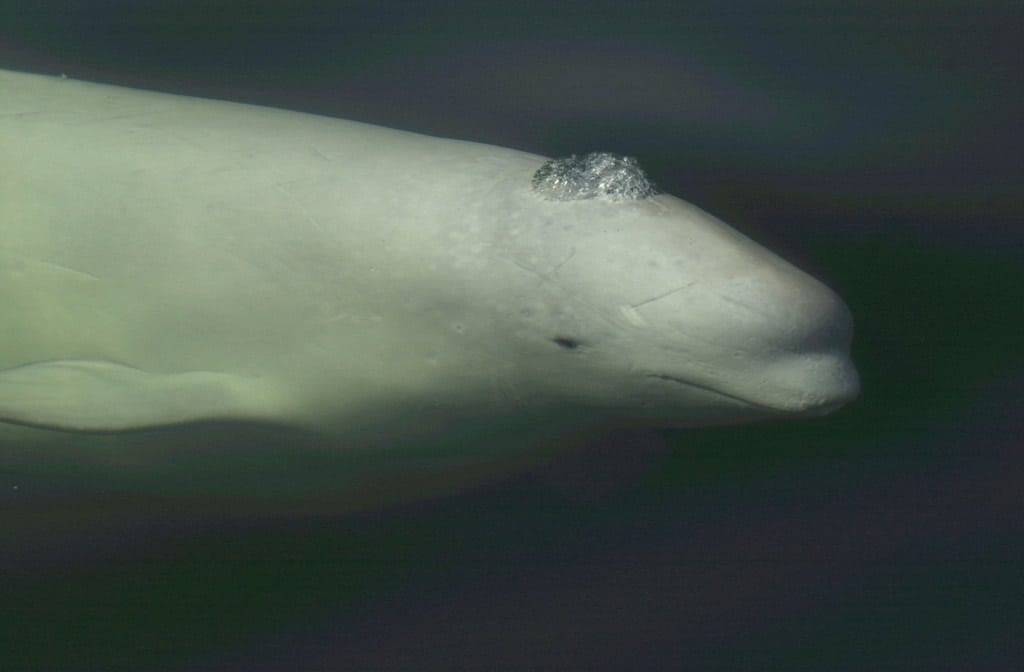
top-left (0, 69), bottom-right (859, 510)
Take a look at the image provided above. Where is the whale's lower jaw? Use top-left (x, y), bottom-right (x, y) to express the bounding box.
top-left (646, 365), bottom-right (860, 418)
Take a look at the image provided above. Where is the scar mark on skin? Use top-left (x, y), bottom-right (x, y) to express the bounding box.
top-left (631, 281), bottom-right (696, 309)
top-left (720, 293), bottom-right (774, 318)
top-left (273, 182), bottom-right (324, 232)
top-left (37, 261), bottom-right (100, 281)
top-left (551, 247), bottom-right (576, 273)
top-left (510, 247), bottom-right (576, 280)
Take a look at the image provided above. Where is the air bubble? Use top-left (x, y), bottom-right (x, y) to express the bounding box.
top-left (532, 152), bottom-right (657, 202)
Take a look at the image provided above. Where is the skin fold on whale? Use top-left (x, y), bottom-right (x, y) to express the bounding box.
top-left (0, 69), bottom-right (859, 510)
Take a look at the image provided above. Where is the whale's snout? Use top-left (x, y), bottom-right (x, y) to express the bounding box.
top-left (740, 272), bottom-right (860, 413)
top-left (623, 207), bottom-right (861, 418)
top-left (695, 260), bottom-right (861, 415)
top-left (640, 266), bottom-right (860, 417)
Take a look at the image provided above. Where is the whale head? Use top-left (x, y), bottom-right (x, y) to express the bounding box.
top-left (427, 152), bottom-right (860, 428)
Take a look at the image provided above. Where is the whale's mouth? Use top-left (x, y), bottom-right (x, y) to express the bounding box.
top-left (647, 374), bottom-right (779, 410)
top-left (646, 372), bottom-right (855, 417)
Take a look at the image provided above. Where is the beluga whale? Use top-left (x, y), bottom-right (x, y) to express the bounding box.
top-left (0, 69), bottom-right (859, 512)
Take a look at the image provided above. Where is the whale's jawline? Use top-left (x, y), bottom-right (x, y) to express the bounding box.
top-left (645, 373), bottom-right (846, 416)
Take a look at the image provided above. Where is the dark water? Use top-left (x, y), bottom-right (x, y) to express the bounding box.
top-left (2, 2), bottom-right (1022, 670)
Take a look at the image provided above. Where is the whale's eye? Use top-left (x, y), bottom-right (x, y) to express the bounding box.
top-left (551, 336), bottom-right (584, 350)
top-left (532, 152), bottom-right (657, 202)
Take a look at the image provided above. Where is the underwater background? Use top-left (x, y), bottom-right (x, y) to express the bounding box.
top-left (2, 1), bottom-right (1022, 669)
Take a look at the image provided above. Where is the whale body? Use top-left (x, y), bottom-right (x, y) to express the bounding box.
top-left (0, 69), bottom-right (858, 509)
